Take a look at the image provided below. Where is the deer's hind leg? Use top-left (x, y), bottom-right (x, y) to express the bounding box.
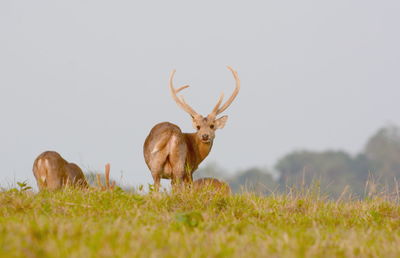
top-left (169, 137), bottom-right (188, 190)
top-left (151, 173), bottom-right (161, 192)
top-left (149, 148), bottom-right (169, 192)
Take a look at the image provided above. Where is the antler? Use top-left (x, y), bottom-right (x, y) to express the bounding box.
top-left (104, 163), bottom-right (115, 189)
top-left (209, 66), bottom-right (240, 118)
top-left (96, 163), bottom-right (115, 190)
top-left (169, 70), bottom-right (199, 118)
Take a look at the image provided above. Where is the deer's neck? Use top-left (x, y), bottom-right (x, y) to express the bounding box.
top-left (184, 133), bottom-right (213, 172)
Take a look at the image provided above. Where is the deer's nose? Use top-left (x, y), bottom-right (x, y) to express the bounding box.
top-left (202, 134), bottom-right (209, 141)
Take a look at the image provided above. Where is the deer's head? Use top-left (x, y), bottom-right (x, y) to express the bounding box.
top-left (169, 66), bottom-right (240, 144)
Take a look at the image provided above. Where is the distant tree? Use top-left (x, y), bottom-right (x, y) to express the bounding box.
top-left (350, 153), bottom-right (373, 191)
top-left (364, 125), bottom-right (400, 185)
top-left (275, 151), bottom-right (368, 197)
top-left (228, 168), bottom-right (277, 194)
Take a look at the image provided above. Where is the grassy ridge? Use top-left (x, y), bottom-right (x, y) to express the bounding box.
top-left (0, 188), bottom-right (400, 258)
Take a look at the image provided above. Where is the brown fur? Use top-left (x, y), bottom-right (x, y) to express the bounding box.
top-left (193, 178), bottom-right (231, 195)
top-left (32, 151), bottom-right (88, 191)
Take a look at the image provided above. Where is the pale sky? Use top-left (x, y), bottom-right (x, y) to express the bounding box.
top-left (1, 1), bottom-right (399, 188)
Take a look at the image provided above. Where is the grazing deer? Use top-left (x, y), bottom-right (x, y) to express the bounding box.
top-left (143, 66), bottom-right (240, 190)
top-left (193, 178), bottom-right (231, 195)
top-left (33, 151), bottom-right (88, 191)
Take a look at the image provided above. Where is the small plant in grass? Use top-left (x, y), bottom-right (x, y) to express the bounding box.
top-left (17, 181), bottom-right (32, 192)
top-left (7, 181), bottom-right (32, 193)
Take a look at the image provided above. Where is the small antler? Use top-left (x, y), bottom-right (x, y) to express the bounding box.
top-left (169, 70), bottom-right (199, 118)
top-left (96, 163), bottom-right (115, 190)
top-left (104, 163), bottom-right (115, 189)
top-left (209, 66), bottom-right (240, 118)
top-left (96, 174), bottom-right (103, 188)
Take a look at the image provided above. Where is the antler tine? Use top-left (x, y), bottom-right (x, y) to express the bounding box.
top-left (96, 174), bottom-right (104, 189)
top-left (214, 66), bottom-right (240, 115)
top-left (169, 70), bottom-right (199, 118)
top-left (105, 163), bottom-right (111, 188)
top-left (209, 93), bottom-right (224, 118)
top-left (176, 85), bottom-right (189, 93)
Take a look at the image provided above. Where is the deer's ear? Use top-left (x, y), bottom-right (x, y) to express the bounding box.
top-left (215, 116), bottom-right (228, 129)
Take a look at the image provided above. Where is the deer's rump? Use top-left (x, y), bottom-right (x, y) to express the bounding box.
top-left (33, 151), bottom-right (68, 190)
top-left (33, 151), bottom-right (88, 190)
top-left (143, 122), bottom-right (187, 179)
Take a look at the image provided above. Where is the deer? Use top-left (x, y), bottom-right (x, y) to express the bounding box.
top-left (193, 178), bottom-right (231, 195)
top-left (143, 66), bottom-right (240, 190)
top-left (33, 151), bottom-right (88, 191)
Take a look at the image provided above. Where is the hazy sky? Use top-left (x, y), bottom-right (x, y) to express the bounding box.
top-left (1, 1), bottom-right (399, 188)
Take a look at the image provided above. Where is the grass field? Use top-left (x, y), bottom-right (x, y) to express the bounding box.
top-left (0, 185), bottom-right (400, 258)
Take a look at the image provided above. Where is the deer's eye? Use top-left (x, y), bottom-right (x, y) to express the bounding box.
top-left (210, 124), bottom-right (215, 129)
top-left (196, 125), bottom-right (200, 130)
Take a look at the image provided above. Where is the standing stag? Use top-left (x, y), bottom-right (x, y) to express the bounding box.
top-left (33, 151), bottom-right (88, 191)
top-left (143, 66), bottom-right (240, 190)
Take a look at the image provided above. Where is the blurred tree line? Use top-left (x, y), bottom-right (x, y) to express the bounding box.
top-left (194, 125), bottom-right (400, 198)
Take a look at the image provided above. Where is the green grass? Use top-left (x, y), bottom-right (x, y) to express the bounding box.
top-left (0, 186), bottom-right (400, 258)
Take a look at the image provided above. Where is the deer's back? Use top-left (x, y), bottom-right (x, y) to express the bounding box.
top-left (66, 163), bottom-right (88, 188)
